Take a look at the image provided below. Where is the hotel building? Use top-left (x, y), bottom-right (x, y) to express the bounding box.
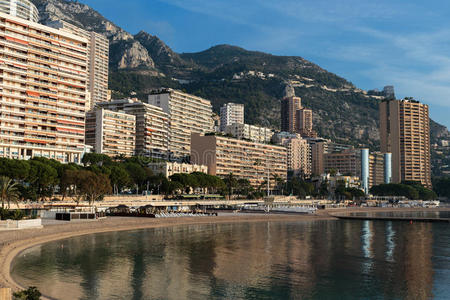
top-left (380, 98), bottom-right (432, 188)
top-left (46, 20), bottom-right (109, 108)
top-left (219, 102), bottom-right (244, 131)
top-left (0, 11), bottom-right (89, 163)
top-left (224, 123), bottom-right (273, 143)
top-left (85, 107), bottom-right (135, 157)
top-left (148, 88), bottom-right (214, 160)
top-left (97, 98), bottom-right (169, 159)
top-left (191, 133), bottom-right (287, 189)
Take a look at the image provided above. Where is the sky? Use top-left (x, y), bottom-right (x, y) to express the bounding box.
top-left (82, 0), bottom-right (450, 129)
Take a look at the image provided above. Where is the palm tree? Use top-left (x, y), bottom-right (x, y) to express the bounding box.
top-left (0, 176), bottom-right (20, 210)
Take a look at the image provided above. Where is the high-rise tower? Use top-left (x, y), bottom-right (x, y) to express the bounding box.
top-left (379, 99), bottom-right (431, 188)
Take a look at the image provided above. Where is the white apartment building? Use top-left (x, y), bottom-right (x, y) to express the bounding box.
top-left (148, 161), bottom-right (208, 178)
top-left (224, 123), bottom-right (273, 143)
top-left (46, 20), bottom-right (109, 108)
top-left (219, 102), bottom-right (244, 131)
top-left (147, 88), bottom-right (213, 160)
top-left (0, 11), bottom-right (89, 163)
top-left (0, 0), bottom-right (38, 22)
top-left (97, 98), bottom-right (170, 159)
top-left (85, 108), bottom-right (135, 157)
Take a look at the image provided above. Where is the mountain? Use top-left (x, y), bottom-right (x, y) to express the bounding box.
top-left (31, 0), bottom-right (449, 159)
top-left (31, 0), bottom-right (155, 69)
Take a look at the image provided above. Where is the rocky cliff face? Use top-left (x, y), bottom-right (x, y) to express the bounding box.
top-left (31, 0), bottom-right (154, 69)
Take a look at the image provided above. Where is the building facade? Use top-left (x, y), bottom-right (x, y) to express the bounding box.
top-left (308, 138), bottom-right (328, 176)
top-left (148, 89), bottom-right (213, 160)
top-left (296, 108), bottom-right (316, 137)
top-left (0, 12), bottom-right (89, 163)
top-left (380, 99), bottom-right (431, 188)
top-left (46, 20), bottom-right (109, 108)
top-left (97, 99), bottom-right (169, 159)
top-left (85, 108), bottom-right (135, 157)
top-left (224, 123), bottom-right (273, 143)
top-left (191, 133), bottom-right (287, 189)
top-left (148, 161), bottom-right (208, 178)
top-left (0, 0), bottom-right (38, 22)
top-left (283, 136), bottom-right (311, 178)
top-left (219, 102), bottom-right (244, 131)
top-left (281, 95), bottom-right (302, 133)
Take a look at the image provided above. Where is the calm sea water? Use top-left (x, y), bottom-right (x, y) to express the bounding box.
top-left (11, 219), bottom-right (450, 300)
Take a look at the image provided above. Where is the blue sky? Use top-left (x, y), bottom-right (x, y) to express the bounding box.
top-left (82, 0), bottom-right (450, 129)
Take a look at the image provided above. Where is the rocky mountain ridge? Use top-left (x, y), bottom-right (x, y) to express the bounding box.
top-left (30, 0), bottom-right (449, 153)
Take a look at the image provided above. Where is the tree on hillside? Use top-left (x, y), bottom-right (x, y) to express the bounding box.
top-left (0, 176), bottom-right (19, 210)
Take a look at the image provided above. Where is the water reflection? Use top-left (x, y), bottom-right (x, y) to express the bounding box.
top-left (11, 220), bottom-right (448, 300)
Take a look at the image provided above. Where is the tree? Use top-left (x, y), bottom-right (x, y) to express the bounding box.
top-left (109, 165), bottom-right (132, 194)
top-left (223, 173), bottom-right (237, 200)
top-left (433, 177), bottom-right (450, 198)
top-left (13, 286), bottom-right (41, 300)
top-left (77, 171), bottom-right (112, 205)
top-left (0, 176), bottom-right (20, 210)
top-left (27, 160), bottom-right (58, 201)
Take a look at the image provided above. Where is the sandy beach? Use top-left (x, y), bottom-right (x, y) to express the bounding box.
top-left (1, 206), bottom-right (449, 297)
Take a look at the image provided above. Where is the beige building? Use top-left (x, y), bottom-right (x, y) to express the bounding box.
top-left (147, 88), bottom-right (214, 160)
top-left (380, 99), bottom-right (431, 187)
top-left (97, 99), bottom-right (169, 159)
top-left (220, 102), bottom-right (244, 131)
top-left (308, 138), bottom-right (328, 176)
top-left (191, 133), bottom-right (287, 189)
top-left (85, 108), bottom-right (135, 157)
top-left (296, 108), bottom-right (316, 138)
top-left (0, 12), bottom-right (89, 163)
top-left (224, 123), bottom-right (273, 143)
top-left (46, 20), bottom-right (109, 108)
top-left (282, 136), bottom-right (311, 178)
top-left (0, 0), bottom-right (38, 22)
top-left (324, 149), bottom-right (358, 177)
top-left (148, 162), bottom-right (208, 178)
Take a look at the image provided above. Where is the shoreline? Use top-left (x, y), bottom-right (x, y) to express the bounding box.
top-left (0, 213), bottom-right (334, 295)
top-left (1, 207), bottom-right (449, 298)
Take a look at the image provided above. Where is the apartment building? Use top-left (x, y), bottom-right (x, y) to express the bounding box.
top-left (0, 12), bottom-right (89, 163)
top-left (85, 108), bottom-right (135, 157)
top-left (0, 0), bottom-right (38, 22)
top-left (296, 108), bottom-right (316, 138)
top-left (307, 138), bottom-right (328, 176)
top-left (191, 133), bottom-right (287, 189)
top-left (46, 20), bottom-right (109, 108)
top-left (224, 123), bottom-right (273, 143)
top-left (148, 88), bottom-right (213, 160)
top-left (97, 98), bottom-right (169, 159)
top-left (324, 149), bottom-right (359, 177)
top-left (148, 161), bottom-right (208, 178)
top-left (281, 95), bottom-right (302, 133)
top-left (380, 98), bottom-right (432, 187)
top-left (282, 136), bottom-right (311, 178)
top-left (219, 102), bottom-right (244, 131)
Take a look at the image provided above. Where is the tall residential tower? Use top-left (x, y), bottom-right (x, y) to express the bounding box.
top-left (379, 98), bottom-right (431, 188)
top-left (220, 103), bottom-right (244, 131)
